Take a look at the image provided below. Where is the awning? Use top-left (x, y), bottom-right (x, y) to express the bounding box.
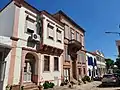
top-left (0, 43), bottom-right (12, 49)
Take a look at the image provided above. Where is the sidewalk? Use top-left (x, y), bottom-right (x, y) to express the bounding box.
top-left (45, 81), bottom-right (101, 90)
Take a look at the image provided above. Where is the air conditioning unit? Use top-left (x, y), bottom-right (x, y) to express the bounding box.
top-left (31, 33), bottom-right (40, 42)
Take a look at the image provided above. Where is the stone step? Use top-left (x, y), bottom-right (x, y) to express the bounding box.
top-left (23, 82), bottom-right (39, 90)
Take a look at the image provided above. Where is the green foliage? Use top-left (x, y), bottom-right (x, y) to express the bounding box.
top-left (82, 76), bottom-right (91, 83)
top-left (84, 76), bottom-right (91, 82)
top-left (49, 82), bottom-right (55, 88)
top-left (43, 81), bottom-right (55, 89)
top-left (105, 58), bottom-right (114, 70)
top-left (115, 56), bottom-right (120, 69)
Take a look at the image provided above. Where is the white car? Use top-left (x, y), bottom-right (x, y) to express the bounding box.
top-left (102, 74), bottom-right (120, 86)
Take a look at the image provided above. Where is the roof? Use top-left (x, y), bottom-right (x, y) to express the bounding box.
top-left (40, 10), bottom-right (64, 27)
top-left (82, 50), bottom-right (96, 56)
top-left (0, 0), bottom-right (64, 27)
top-left (54, 10), bottom-right (85, 33)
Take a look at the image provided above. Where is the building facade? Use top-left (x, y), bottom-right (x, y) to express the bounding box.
top-left (0, 0), bottom-right (64, 90)
top-left (86, 51), bottom-right (97, 79)
top-left (94, 50), bottom-right (106, 77)
top-left (54, 11), bottom-right (86, 82)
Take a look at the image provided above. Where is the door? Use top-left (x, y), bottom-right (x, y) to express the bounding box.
top-left (63, 69), bottom-right (70, 82)
top-left (24, 60), bottom-right (32, 82)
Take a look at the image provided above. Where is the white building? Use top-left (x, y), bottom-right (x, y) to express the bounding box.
top-left (94, 50), bottom-right (106, 77)
top-left (86, 51), bottom-right (97, 79)
top-left (0, 0), bottom-right (64, 90)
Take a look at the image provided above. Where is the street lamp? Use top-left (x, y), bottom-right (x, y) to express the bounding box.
top-left (105, 32), bottom-right (120, 36)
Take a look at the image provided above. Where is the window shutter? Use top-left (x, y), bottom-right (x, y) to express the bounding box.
top-left (71, 30), bottom-right (74, 40)
top-left (65, 25), bottom-right (69, 39)
top-left (0, 61), bottom-right (6, 81)
top-left (27, 20), bottom-right (36, 31)
top-left (48, 23), bottom-right (54, 38)
top-left (57, 29), bottom-right (62, 42)
top-left (48, 28), bottom-right (53, 37)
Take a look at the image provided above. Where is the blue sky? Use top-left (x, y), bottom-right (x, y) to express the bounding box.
top-left (1, 0), bottom-right (120, 60)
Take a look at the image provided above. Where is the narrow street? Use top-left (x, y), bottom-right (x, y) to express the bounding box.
top-left (77, 81), bottom-right (120, 90)
top-left (53, 81), bottom-right (120, 90)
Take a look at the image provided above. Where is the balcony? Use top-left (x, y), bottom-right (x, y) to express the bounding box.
top-left (68, 39), bottom-right (82, 50)
top-left (68, 39), bottom-right (82, 59)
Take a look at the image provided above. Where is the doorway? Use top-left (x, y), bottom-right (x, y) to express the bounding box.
top-left (24, 53), bottom-right (36, 82)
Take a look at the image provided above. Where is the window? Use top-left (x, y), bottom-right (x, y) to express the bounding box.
top-left (44, 56), bottom-right (50, 71)
top-left (71, 29), bottom-right (74, 40)
top-left (57, 28), bottom-right (62, 43)
top-left (78, 68), bottom-right (81, 75)
top-left (76, 32), bottom-right (80, 41)
top-left (25, 15), bottom-right (36, 33)
top-left (65, 46), bottom-right (69, 61)
top-left (0, 52), bottom-right (6, 81)
top-left (80, 53), bottom-right (86, 63)
top-left (83, 68), bottom-right (86, 74)
top-left (65, 25), bottom-right (69, 39)
top-left (0, 61), bottom-right (6, 81)
top-left (47, 23), bottom-right (54, 40)
top-left (54, 57), bottom-right (59, 71)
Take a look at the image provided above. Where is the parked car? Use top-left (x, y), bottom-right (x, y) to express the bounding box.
top-left (93, 76), bottom-right (102, 81)
top-left (101, 74), bottom-right (120, 86)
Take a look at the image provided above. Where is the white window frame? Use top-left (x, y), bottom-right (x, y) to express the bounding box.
top-left (47, 23), bottom-right (54, 40)
top-left (56, 28), bottom-right (62, 43)
top-left (25, 15), bottom-right (36, 33)
top-left (54, 57), bottom-right (59, 71)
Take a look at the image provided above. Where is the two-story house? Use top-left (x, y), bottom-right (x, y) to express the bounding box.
top-left (93, 50), bottom-right (106, 77)
top-left (86, 51), bottom-right (97, 79)
top-left (0, 0), bottom-right (64, 90)
top-left (53, 11), bottom-right (86, 81)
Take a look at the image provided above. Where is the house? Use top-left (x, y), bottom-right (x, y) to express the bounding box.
top-left (0, 0), bottom-right (64, 90)
top-left (93, 50), bottom-right (106, 77)
top-left (53, 11), bottom-right (86, 81)
top-left (86, 51), bottom-right (97, 79)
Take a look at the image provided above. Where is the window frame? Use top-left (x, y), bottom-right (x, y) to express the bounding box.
top-left (44, 55), bottom-right (50, 72)
top-left (56, 28), bottom-right (62, 43)
top-left (47, 23), bottom-right (54, 40)
top-left (25, 15), bottom-right (36, 34)
top-left (54, 57), bottom-right (59, 71)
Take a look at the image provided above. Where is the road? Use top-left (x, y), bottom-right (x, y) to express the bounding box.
top-left (78, 81), bottom-right (120, 90)
top-left (53, 81), bottom-right (120, 90)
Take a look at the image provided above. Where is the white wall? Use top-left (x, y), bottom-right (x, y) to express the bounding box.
top-left (42, 14), bottom-right (64, 50)
top-left (2, 51), bottom-right (12, 90)
top-left (0, 2), bottom-right (15, 37)
top-left (86, 53), bottom-right (97, 77)
top-left (40, 54), bottom-right (62, 86)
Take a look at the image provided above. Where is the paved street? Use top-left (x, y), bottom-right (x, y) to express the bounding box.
top-left (52, 81), bottom-right (120, 90)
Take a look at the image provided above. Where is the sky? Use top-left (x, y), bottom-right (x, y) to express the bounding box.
top-left (1, 0), bottom-right (120, 60)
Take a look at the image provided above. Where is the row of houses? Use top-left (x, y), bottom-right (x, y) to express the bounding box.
top-left (0, 0), bottom-right (106, 90)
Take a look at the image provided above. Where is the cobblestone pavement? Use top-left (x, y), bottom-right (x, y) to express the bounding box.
top-left (50, 81), bottom-right (120, 90)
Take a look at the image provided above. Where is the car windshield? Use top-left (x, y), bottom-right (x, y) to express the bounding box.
top-left (103, 75), bottom-right (113, 78)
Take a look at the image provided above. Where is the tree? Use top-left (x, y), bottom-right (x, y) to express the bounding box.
top-left (105, 58), bottom-right (114, 70)
top-left (115, 55), bottom-right (120, 69)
